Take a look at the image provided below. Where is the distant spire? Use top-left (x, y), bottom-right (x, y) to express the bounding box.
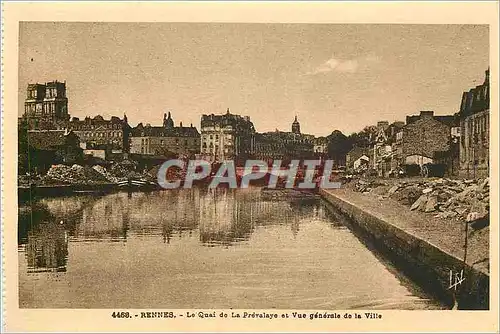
top-left (292, 115), bottom-right (300, 134)
top-left (227, 108), bottom-right (230, 114)
top-left (163, 111), bottom-right (174, 128)
top-left (190, 123), bottom-right (193, 128)
top-left (180, 121), bottom-right (183, 127)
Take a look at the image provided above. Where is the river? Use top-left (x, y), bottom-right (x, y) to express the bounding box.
top-left (18, 188), bottom-right (444, 309)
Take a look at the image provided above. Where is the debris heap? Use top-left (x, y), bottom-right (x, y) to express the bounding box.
top-left (41, 164), bottom-right (110, 185)
top-left (91, 165), bottom-right (122, 183)
top-left (108, 160), bottom-right (139, 179)
top-left (353, 177), bottom-right (490, 222)
top-left (353, 179), bottom-right (388, 193)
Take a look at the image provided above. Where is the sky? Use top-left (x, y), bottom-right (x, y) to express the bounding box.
top-left (18, 23), bottom-right (489, 136)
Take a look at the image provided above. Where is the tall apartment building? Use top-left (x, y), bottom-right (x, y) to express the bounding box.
top-left (458, 69), bottom-right (490, 178)
top-left (200, 109), bottom-right (256, 162)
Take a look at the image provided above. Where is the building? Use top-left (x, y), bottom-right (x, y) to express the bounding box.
top-left (21, 81), bottom-right (70, 130)
top-left (130, 112), bottom-right (200, 158)
top-left (67, 114), bottom-right (131, 154)
top-left (346, 146), bottom-right (372, 173)
top-left (22, 129), bottom-right (83, 174)
top-left (253, 130), bottom-right (315, 163)
top-left (253, 117), bottom-right (316, 163)
top-left (313, 137), bottom-right (328, 156)
top-left (392, 110), bottom-right (453, 170)
top-left (458, 69), bottom-right (490, 178)
top-left (371, 121), bottom-right (405, 177)
top-left (200, 108), bottom-right (256, 162)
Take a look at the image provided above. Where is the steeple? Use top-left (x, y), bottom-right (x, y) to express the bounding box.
top-left (163, 111), bottom-right (174, 128)
top-left (292, 115), bottom-right (301, 134)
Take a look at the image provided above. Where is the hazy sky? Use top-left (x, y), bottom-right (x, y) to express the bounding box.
top-left (19, 23), bottom-right (489, 136)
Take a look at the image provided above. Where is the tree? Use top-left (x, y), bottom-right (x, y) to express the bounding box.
top-left (327, 130), bottom-right (352, 167)
top-left (347, 125), bottom-right (377, 148)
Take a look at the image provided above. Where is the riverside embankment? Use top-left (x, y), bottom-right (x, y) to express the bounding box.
top-left (320, 187), bottom-right (489, 310)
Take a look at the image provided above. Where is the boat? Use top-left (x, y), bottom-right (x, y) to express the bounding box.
top-left (117, 178), bottom-right (158, 191)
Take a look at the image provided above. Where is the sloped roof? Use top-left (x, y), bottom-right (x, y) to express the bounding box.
top-left (131, 125), bottom-right (200, 137)
top-left (27, 130), bottom-right (77, 150)
top-left (347, 146), bottom-right (371, 163)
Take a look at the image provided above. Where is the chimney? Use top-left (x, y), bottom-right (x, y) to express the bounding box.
top-left (420, 110), bottom-right (434, 119)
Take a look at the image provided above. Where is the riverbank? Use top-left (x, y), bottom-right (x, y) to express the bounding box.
top-left (320, 187), bottom-right (489, 310)
top-left (18, 183), bottom-right (121, 203)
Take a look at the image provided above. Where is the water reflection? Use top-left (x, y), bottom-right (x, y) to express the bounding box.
top-left (25, 221), bottom-right (68, 273)
top-left (18, 188), bottom-right (444, 310)
top-left (19, 188), bottom-right (323, 256)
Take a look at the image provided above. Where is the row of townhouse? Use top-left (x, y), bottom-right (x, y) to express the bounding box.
top-left (347, 68), bottom-right (489, 178)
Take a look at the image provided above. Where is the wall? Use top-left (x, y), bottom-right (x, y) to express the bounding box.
top-left (130, 136), bottom-right (200, 156)
top-left (401, 117), bottom-right (451, 161)
top-left (83, 149), bottom-right (106, 160)
top-left (459, 109), bottom-right (489, 178)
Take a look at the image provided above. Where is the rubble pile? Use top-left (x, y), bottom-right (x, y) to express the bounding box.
top-left (18, 174), bottom-right (41, 187)
top-left (42, 164), bottom-right (110, 185)
top-left (91, 165), bottom-right (123, 183)
top-left (384, 178), bottom-right (490, 221)
top-left (108, 160), bottom-right (139, 178)
top-left (353, 179), bottom-right (388, 193)
top-left (106, 160), bottom-right (147, 181)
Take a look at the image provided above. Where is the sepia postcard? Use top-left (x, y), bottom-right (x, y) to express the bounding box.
top-left (1, 1), bottom-right (499, 333)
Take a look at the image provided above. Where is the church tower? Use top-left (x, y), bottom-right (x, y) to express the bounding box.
top-left (163, 112), bottom-right (174, 129)
top-left (291, 116), bottom-right (301, 134)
